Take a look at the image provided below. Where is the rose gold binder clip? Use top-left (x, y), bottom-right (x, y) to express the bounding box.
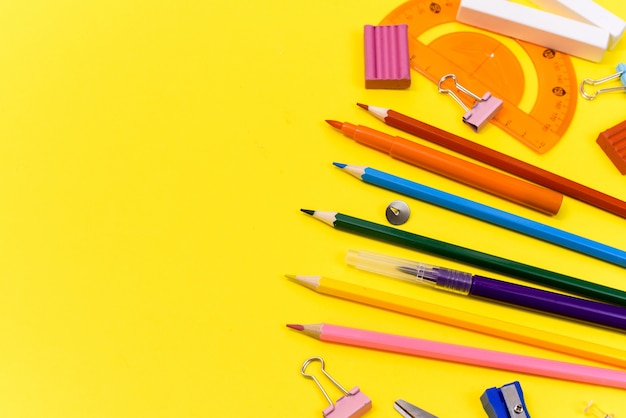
top-left (301, 357), bottom-right (372, 418)
top-left (438, 73), bottom-right (503, 132)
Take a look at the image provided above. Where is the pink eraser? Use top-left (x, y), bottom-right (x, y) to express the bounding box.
top-left (597, 119), bottom-right (626, 175)
top-left (364, 24), bottom-right (411, 89)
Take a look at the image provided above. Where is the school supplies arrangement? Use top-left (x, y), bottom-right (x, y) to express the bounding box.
top-left (325, 120), bottom-right (563, 215)
top-left (333, 163), bottom-right (626, 268)
top-left (286, 274), bottom-right (626, 368)
top-left (286, 0), bottom-right (626, 415)
top-left (380, 0), bottom-right (578, 152)
top-left (356, 103), bottom-right (626, 218)
top-left (299, 210), bottom-right (626, 306)
top-left (288, 323), bottom-right (626, 390)
top-left (301, 357), bottom-right (372, 418)
top-left (346, 249), bottom-right (626, 331)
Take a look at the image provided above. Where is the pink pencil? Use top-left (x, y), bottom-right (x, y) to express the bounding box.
top-left (287, 323), bottom-right (626, 390)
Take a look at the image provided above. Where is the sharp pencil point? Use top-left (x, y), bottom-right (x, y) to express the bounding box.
top-left (325, 120), bottom-right (343, 129)
top-left (286, 274), bottom-right (322, 290)
top-left (286, 324), bottom-right (305, 331)
top-left (356, 103), bottom-right (369, 110)
top-left (300, 209), bottom-right (315, 215)
top-left (335, 163), bottom-right (365, 179)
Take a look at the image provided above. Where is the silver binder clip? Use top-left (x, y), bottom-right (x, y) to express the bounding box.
top-left (301, 357), bottom-right (372, 418)
top-left (438, 74), bottom-right (503, 132)
top-left (580, 63), bottom-right (626, 100)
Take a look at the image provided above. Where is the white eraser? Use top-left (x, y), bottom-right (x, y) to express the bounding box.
top-left (525, 0), bottom-right (626, 49)
top-left (457, 0), bottom-right (610, 62)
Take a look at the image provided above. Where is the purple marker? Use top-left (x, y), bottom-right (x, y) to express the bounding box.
top-left (347, 249), bottom-right (626, 331)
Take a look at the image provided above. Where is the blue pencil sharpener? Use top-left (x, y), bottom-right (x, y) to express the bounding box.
top-left (480, 381), bottom-right (530, 418)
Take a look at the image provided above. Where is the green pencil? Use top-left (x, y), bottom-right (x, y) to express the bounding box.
top-left (300, 209), bottom-right (626, 307)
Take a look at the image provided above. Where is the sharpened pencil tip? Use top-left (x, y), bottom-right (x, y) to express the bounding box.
top-left (286, 274), bottom-right (322, 290)
top-left (286, 324), bottom-right (304, 331)
top-left (333, 162), bottom-right (347, 169)
top-left (300, 209), bottom-right (314, 215)
top-left (356, 103), bottom-right (369, 110)
top-left (325, 120), bottom-right (343, 129)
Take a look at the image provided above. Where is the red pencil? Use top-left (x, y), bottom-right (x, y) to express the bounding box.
top-left (357, 103), bottom-right (626, 219)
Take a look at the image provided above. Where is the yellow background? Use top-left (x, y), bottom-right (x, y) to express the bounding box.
top-left (0, 0), bottom-right (625, 416)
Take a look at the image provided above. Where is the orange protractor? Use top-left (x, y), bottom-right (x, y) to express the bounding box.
top-left (381, 0), bottom-right (577, 153)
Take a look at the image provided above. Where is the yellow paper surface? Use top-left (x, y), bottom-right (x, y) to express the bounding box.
top-left (0, 0), bottom-right (625, 416)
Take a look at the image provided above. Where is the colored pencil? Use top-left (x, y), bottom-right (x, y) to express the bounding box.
top-left (299, 209), bottom-right (626, 306)
top-left (334, 163), bottom-right (626, 268)
top-left (286, 275), bottom-right (626, 368)
top-left (346, 249), bottom-right (626, 331)
top-left (357, 103), bottom-right (626, 219)
top-left (325, 120), bottom-right (563, 215)
top-left (287, 323), bottom-right (626, 390)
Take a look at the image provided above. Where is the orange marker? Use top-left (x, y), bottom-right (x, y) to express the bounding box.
top-left (326, 120), bottom-right (563, 215)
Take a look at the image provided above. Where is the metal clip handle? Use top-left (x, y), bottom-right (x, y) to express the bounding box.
top-left (438, 74), bottom-right (482, 112)
top-left (301, 357), bottom-right (372, 418)
top-left (301, 357), bottom-right (351, 407)
top-left (580, 63), bottom-right (626, 100)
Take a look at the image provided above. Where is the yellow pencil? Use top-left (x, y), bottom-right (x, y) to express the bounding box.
top-left (286, 274), bottom-right (626, 369)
